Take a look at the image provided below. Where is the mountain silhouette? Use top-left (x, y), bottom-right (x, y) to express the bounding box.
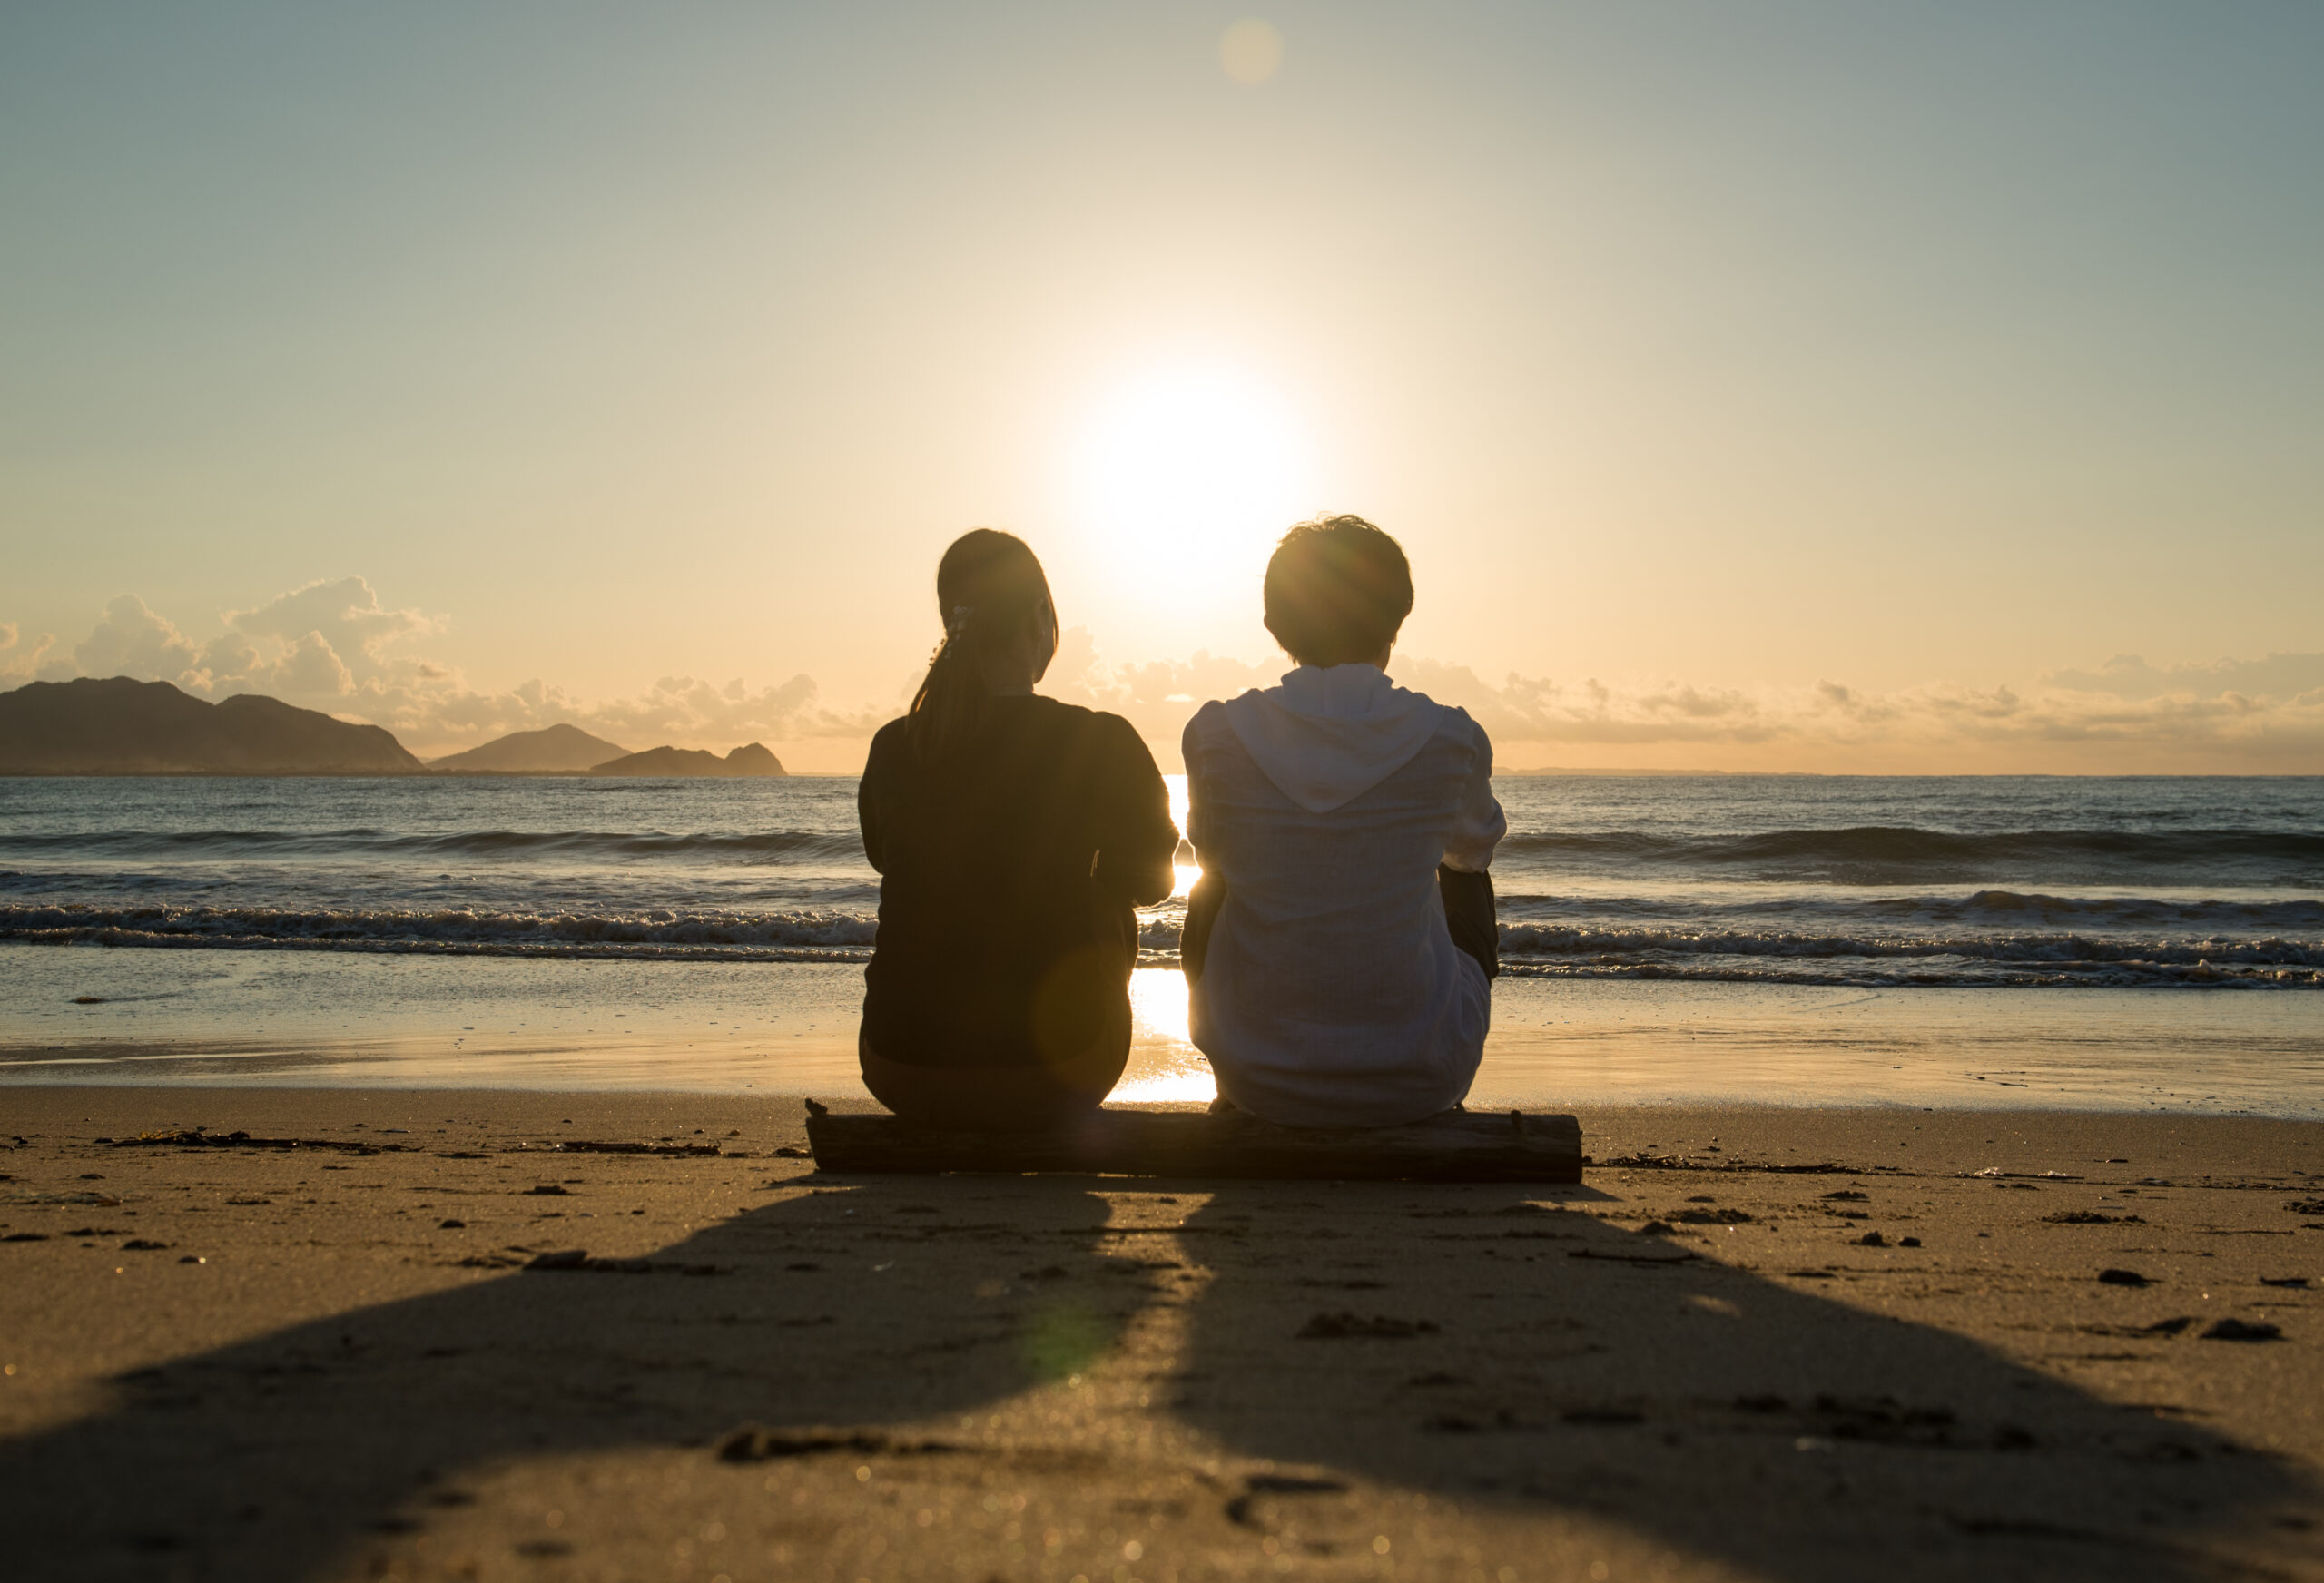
top-left (0, 677), bottom-right (421, 774)
top-left (429, 723), bottom-right (631, 772)
top-left (588, 742), bottom-right (788, 777)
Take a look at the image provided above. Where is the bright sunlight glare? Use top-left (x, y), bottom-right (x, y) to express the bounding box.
top-left (1116, 968), bottom-right (1215, 1104)
top-left (1078, 367), bottom-right (1312, 620)
top-left (1165, 772), bottom-right (1198, 898)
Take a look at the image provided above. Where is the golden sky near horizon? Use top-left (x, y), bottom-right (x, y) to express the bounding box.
top-left (3, 4), bottom-right (2320, 772)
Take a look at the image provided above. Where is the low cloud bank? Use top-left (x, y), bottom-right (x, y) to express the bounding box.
top-left (1046, 638), bottom-right (2324, 772)
top-left (1394, 660), bottom-right (2324, 772)
top-left (13, 580), bottom-right (886, 761)
top-left (9, 579), bottom-right (2320, 772)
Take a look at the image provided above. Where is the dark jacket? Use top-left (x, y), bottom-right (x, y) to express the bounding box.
top-left (858, 696), bottom-right (1177, 1069)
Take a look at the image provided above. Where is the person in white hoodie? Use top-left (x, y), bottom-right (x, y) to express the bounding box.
top-left (1181, 516), bottom-right (1507, 1128)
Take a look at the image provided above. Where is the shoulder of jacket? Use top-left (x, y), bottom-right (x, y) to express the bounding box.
top-left (1057, 700), bottom-right (1136, 738)
top-left (1181, 698), bottom-right (1239, 747)
top-left (1004, 694), bottom-right (1096, 733)
top-left (1039, 699), bottom-right (1152, 752)
top-left (1433, 702), bottom-right (1493, 752)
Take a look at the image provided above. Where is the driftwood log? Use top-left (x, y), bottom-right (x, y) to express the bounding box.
top-left (801, 1102), bottom-right (1583, 1184)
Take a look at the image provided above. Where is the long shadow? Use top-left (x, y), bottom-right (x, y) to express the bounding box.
top-left (1168, 1182), bottom-right (2319, 1581)
top-left (0, 1175), bottom-right (1149, 1583)
top-left (5, 1163), bottom-right (2315, 1582)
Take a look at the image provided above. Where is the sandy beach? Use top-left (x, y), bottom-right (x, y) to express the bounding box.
top-left (11, 1), bottom-right (2323, 1578)
top-left (3, 1087), bottom-right (2319, 1582)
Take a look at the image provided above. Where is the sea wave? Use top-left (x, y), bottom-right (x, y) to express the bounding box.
top-left (6, 901), bottom-right (2317, 988)
top-left (8, 822), bottom-right (2319, 890)
top-left (1495, 826), bottom-right (2324, 883)
top-left (1945, 889), bottom-right (2324, 926)
top-left (1489, 890), bottom-right (2324, 933)
top-left (1492, 959), bottom-right (2324, 988)
top-left (1495, 919), bottom-right (2321, 969)
top-left (0, 828), bottom-right (868, 864)
top-left (0, 903), bottom-right (879, 961)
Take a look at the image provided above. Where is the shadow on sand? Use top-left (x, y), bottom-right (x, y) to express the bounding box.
top-left (1, 1171), bottom-right (2313, 1581)
top-left (1170, 1183), bottom-right (2317, 1578)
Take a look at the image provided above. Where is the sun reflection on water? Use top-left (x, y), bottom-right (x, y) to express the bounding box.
top-left (1116, 778), bottom-right (1213, 1101)
top-left (1129, 965), bottom-right (1191, 1045)
top-left (1117, 966), bottom-right (1215, 1103)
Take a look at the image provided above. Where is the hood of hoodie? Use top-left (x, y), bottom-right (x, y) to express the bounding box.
top-left (1219, 664), bottom-right (1448, 814)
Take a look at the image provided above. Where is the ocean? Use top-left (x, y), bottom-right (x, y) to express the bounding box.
top-left (3, 774), bottom-right (2318, 987)
top-left (3, 774), bottom-right (2319, 1113)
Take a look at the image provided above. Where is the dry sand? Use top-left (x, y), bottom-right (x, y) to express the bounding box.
top-left (2, 1088), bottom-right (2319, 1583)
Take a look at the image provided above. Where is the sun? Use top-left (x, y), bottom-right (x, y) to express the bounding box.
top-left (1077, 367), bottom-right (1312, 615)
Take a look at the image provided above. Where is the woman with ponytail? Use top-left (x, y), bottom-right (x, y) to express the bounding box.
top-left (856, 530), bottom-right (1178, 1127)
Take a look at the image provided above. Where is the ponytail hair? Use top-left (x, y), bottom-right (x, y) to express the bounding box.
top-left (905, 529), bottom-right (1056, 764)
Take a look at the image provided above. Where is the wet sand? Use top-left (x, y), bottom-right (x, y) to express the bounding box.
top-left (2, 1089), bottom-right (2320, 1583)
top-left (7, 949), bottom-right (2321, 1119)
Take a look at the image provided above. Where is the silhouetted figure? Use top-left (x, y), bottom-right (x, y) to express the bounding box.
top-left (1182, 516), bottom-right (1505, 1126)
top-left (858, 530), bottom-right (1177, 1127)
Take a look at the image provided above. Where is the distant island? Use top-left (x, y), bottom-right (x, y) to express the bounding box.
top-left (588, 742), bottom-right (787, 777)
top-left (0, 677), bottom-right (421, 774)
top-left (428, 723), bottom-right (632, 773)
top-left (0, 678), bottom-right (789, 777)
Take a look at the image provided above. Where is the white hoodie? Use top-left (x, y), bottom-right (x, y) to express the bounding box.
top-left (1181, 664), bottom-right (1506, 1127)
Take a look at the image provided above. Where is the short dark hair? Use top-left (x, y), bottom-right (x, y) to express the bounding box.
top-left (1262, 515), bottom-right (1413, 668)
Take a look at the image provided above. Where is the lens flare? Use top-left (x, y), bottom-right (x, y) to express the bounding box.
top-left (1219, 18), bottom-right (1283, 85)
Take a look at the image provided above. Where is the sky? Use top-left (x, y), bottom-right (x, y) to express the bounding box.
top-left (3, 2), bottom-right (2320, 772)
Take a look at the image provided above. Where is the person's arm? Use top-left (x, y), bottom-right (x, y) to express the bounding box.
top-left (1093, 716), bottom-right (1177, 909)
top-left (856, 731), bottom-right (890, 875)
top-left (1438, 715), bottom-right (1503, 978)
top-left (1180, 712), bottom-right (1209, 858)
top-left (1441, 715), bottom-right (1506, 874)
top-left (1178, 709), bottom-right (1222, 984)
top-left (1439, 866), bottom-right (1498, 979)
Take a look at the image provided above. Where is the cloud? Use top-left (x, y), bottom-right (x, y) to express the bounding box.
top-left (49, 595), bottom-right (200, 683)
top-left (23, 578), bottom-right (440, 708)
top-left (300, 667), bottom-right (892, 761)
top-left (10, 580), bottom-right (895, 754)
top-left (195, 575), bottom-right (438, 702)
top-left (11, 578), bottom-right (2321, 771)
top-left (1043, 629), bottom-right (1278, 748)
top-left (223, 577), bottom-right (438, 677)
top-left (582, 674), bottom-right (881, 745)
top-left (2042, 652), bottom-right (2324, 703)
top-left (272, 631), bottom-right (358, 697)
top-left (0, 622), bottom-right (56, 683)
top-left (193, 631), bottom-right (262, 684)
top-left (1398, 655), bottom-right (2324, 772)
top-left (1043, 635), bottom-right (2324, 771)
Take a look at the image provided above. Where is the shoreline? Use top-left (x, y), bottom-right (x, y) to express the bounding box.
top-left (11, 768), bottom-right (2324, 778)
top-left (0, 768), bottom-right (838, 779)
top-left (7, 952), bottom-right (2319, 1119)
top-left (1, 1088), bottom-right (2317, 1581)
top-left (7, 1034), bottom-right (2323, 1122)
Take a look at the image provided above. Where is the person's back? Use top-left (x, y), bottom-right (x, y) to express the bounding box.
top-left (1183, 516), bottom-right (1504, 1127)
top-left (858, 529), bottom-right (1177, 1127)
top-left (862, 694), bottom-right (1171, 1070)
